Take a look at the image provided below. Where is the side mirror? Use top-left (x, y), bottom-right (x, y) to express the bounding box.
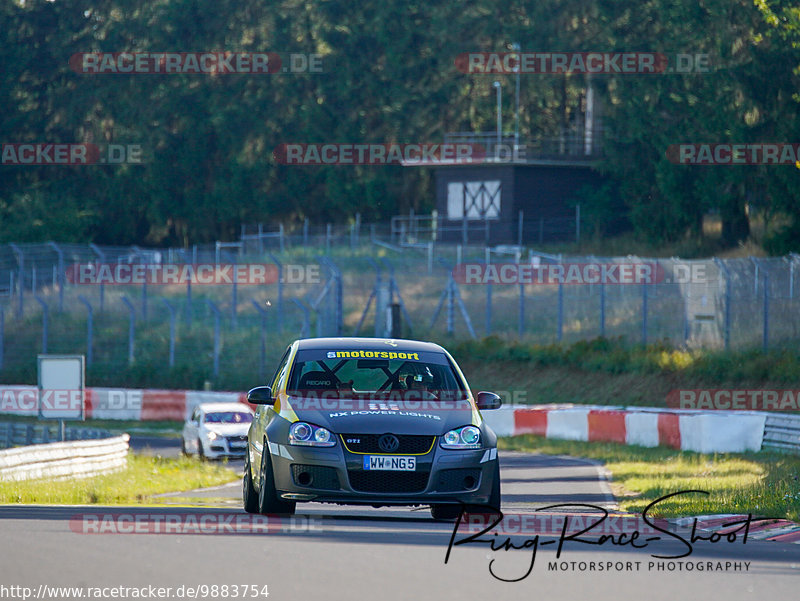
top-left (476, 391), bottom-right (502, 410)
top-left (247, 386), bottom-right (274, 405)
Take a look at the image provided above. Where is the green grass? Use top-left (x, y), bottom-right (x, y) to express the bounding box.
top-left (499, 435), bottom-right (800, 520)
top-left (536, 230), bottom-right (753, 260)
top-left (452, 336), bottom-right (800, 381)
top-left (90, 419), bottom-right (183, 437)
top-left (5, 333), bottom-right (800, 409)
top-left (0, 454), bottom-right (238, 505)
top-left (451, 336), bottom-right (800, 408)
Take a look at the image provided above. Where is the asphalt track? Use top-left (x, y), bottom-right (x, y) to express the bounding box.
top-left (0, 440), bottom-right (797, 600)
top-left (128, 435), bottom-right (185, 458)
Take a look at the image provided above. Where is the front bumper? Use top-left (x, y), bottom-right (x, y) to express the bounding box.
top-left (264, 440), bottom-right (498, 506)
top-left (204, 435), bottom-right (249, 459)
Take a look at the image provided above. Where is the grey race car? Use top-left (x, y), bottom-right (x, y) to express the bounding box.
top-left (242, 337), bottom-right (502, 520)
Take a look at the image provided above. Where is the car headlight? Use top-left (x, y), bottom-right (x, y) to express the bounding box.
top-left (289, 422), bottom-right (335, 447)
top-left (207, 431), bottom-right (218, 441)
top-left (440, 426), bottom-right (482, 449)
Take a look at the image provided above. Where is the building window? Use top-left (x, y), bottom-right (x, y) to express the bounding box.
top-left (447, 181), bottom-right (501, 220)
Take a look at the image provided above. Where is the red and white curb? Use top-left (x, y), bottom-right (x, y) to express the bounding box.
top-left (484, 404), bottom-right (766, 454)
top-left (0, 389), bottom-right (771, 453)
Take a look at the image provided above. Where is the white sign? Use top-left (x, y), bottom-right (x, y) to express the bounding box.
top-left (38, 355), bottom-right (85, 420)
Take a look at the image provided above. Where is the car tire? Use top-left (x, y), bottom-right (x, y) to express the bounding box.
top-left (197, 439), bottom-right (206, 461)
top-left (242, 451), bottom-right (260, 514)
top-left (257, 442), bottom-right (296, 515)
top-left (430, 504), bottom-right (463, 521)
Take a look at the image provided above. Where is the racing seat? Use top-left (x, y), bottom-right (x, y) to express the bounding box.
top-left (297, 371), bottom-right (336, 390)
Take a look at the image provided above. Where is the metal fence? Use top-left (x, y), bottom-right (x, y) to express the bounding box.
top-left (1, 234), bottom-right (798, 387)
top-left (0, 433), bottom-right (129, 481)
top-left (240, 214), bottom-right (581, 251)
top-left (0, 422), bottom-right (113, 449)
top-left (442, 131), bottom-right (604, 162)
top-left (762, 414), bottom-right (800, 455)
top-left (0, 239), bottom-right (344, 383)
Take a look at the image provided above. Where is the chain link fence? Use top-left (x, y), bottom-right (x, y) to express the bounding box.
top-left (1, 232), bottom-right (797, 388)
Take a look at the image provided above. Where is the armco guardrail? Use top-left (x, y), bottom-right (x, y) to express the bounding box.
top-left (0, 434), bottom-right (129, 481)
top-left (1, 385), bottom-right (793, 455)
top-left (0, 422), bottom-right (113, 449)
top-left (762, 414), bottom-right (800, 454)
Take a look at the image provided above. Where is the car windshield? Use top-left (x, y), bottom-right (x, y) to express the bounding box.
top-left (286, 348), bottom-right (468, 401)
top-left (203, 411), bottom-right (253, 424)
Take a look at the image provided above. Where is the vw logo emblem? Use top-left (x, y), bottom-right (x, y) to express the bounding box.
top-left (378, 434), bottom-right (400, 453)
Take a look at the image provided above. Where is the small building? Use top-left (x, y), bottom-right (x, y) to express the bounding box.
top-left (404, 132), bottom-right (616, 245)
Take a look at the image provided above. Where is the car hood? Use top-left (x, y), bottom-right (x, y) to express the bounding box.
top-left (289, 402), bottom-right (479, 435)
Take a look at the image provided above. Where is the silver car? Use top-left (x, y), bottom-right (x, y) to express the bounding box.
top-left (182, 402), bottom-right (254, 459)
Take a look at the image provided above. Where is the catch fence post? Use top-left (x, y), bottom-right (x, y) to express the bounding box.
top-left (485, 247), bottom-right (492, 335)
top-left (121, 296), bottom-right (136, 364)
top-left (206, 299), bottom-right (221, 378)
top-left (90, 244), bottom-right (106, 312)
top-left (641, 282), bottom-right (648, 345)
top-left (47, 242), bottom-right (65, 312)
top-left (10, 244), bottom-right (23, 318)
top-left (763, 273), bottom-right (769, 351)
top-left (78, 296), bottom-right (93, 366)
top-left (252, 300), bottom-right (268, 380)
top-left (557, 282), bottom-right (563, 342)
top-left (714, 259), bottom-right (732, 350)
top-left (34, 296), bottom-right (48, 353)
top-left (599, 282), bottom-right (605, 337)
top-left (162, 299), bottom-right (177, 368)
top-left (447, 279), bottom-right (454, 335)
top-left (268, 251), bottom-right (284, 331)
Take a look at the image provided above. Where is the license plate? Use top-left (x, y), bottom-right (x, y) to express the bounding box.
top-left (363, 456), bottom-right (416, 471)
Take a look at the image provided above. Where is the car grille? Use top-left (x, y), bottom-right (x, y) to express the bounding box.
top-left (435, 468), bottom-right (482, 492)
top-left (340, 434), bottom-right (435, 455)
top-left (226, 435), bottom-right (248, 451)
top-left (347, 470), bottom-right (430, 493)
top-left (291, 465), bottom-right (340, 490)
